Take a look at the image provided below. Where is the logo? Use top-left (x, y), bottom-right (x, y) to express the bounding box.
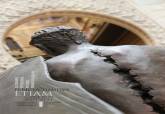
top-left (14, 71), bottom-right (69, 108)
top-left (15, 71), bottom-right (35, 89)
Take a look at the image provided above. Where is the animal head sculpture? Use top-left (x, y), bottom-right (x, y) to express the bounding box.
top-left (30, 26), bottom-right (88, 55)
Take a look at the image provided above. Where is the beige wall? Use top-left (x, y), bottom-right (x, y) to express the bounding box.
top-left (0, 0), bottom-right (165, 73)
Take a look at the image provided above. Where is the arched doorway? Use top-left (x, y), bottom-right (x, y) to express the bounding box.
top-left (3, 11), bottom-right (154, 61)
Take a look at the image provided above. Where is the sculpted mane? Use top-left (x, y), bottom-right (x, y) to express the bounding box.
top-left (30, 26), bottom-right (88, 55)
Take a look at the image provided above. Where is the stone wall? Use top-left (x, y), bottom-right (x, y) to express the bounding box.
top-left (0, 0), bottom-right (165, 73)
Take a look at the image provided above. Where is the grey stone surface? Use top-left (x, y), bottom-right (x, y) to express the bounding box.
top-left (0, 56), bottom-right (122, 114)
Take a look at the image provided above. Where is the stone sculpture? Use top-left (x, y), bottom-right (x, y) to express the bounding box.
top-left (30, 26), bottom-right (165, 114)
top-left (0, 28), bottom-right (122, 114)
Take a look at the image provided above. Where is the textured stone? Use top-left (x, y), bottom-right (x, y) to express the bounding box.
top-left (0, 0), bottom-right (165, 73)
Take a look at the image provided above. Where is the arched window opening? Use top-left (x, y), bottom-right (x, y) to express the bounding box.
top-left (3, 12), bottom-right (152, 61)
top-left (5, 37), bottom-right (23, 51)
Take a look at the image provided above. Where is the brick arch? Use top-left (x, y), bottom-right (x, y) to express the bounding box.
top-left (0, 0), bottom-right (165, 73)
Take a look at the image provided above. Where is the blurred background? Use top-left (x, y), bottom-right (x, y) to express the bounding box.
top-left (4, 13), bottom-right (146, 62)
